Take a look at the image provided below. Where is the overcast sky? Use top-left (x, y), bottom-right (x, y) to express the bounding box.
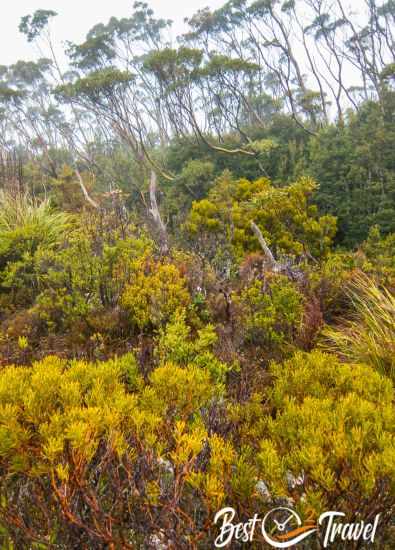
top-left (0, 0), bottom-right (226, 66)
top-left (0, 0), bottom-right (369, 68)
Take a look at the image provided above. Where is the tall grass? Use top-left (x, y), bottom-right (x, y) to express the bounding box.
top-left (0, 190), bottom-right (71, 246)
top-left (321, 273), bottom-right (395, 381)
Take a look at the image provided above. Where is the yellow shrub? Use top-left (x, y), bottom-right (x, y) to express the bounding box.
top-left (257, 351), bottom-right (395, 517)
top-left (121, 259), bottom-right (191, 330)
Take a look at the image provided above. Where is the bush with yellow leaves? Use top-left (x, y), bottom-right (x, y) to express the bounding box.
top-left (184, 173), bottom-right (337, 269)
top-left (251, 351), bottom-right (395, 534)
top-left (121, 257), bottom-right (191, 331)
top-left (0, 343), bottom-right (230, 547)
top-left (0, 344), bottom-right (394, 547)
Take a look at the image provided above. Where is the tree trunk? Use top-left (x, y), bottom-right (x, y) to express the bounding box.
top-left (149, 170), bottom-right (169, 255)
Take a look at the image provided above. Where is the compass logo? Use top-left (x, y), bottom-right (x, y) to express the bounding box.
top-left (213, 506), bottom-right (380, 548)
top-left (261, 507), bottom-right (317, 548)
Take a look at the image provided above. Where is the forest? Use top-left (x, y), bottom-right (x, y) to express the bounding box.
top-left (0, 0), bottom-right (394, 547)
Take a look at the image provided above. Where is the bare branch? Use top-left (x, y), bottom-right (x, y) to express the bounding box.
top-left (149, 170), bottom-right (169, 255)
top-left (75, 168), bottom-right (99, 209)
top-left (250, 221), bottom-right (278, 268)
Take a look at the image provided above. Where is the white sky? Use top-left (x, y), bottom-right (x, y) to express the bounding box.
top-left (0, 0), bottom-right (226, 66)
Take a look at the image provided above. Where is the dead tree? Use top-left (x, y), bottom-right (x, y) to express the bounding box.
top-left (149, 171), bottom-right (169, 255)
top-left (250, 221), bottom-right (303, 281)
top-left (75, 168), bottom-right (99, 209)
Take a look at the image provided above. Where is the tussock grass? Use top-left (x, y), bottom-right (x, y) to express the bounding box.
top-left (0, 190), bottom-right (71, 246)
top-left (321, 273), bottom-right (395, 380)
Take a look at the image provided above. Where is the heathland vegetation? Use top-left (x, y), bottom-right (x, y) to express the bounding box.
top-left (0, 1), bottom-right (394, 547)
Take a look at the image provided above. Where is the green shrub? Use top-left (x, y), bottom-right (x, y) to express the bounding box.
top-left (237, 274), bottom-right (304, 354)
top-left (0, 191), bottom-right (71, 307)
top-left (184, 173), bottom-right (337, 266)
top-left (359, 225), bottom-right (395, 290)
top-left (157, 309), bottom-right (232, 384)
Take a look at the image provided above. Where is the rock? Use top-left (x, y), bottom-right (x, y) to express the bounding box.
top-left (255, 480), bottom-right (271, 501)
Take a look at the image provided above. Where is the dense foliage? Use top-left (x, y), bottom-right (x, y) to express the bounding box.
top-left (0, 0), bottom-right (394, 548)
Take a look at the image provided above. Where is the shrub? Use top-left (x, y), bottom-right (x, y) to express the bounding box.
top-left (121, 259), bottom-right (191, 331)
top-left (308, 250), bottom-right (356, 320)
top-left (157, 309), bottom-right (232, 384)
top-left (359, 225), bottom-right (395, 290)
top-left (0, 352), bottom-right (223, 547)
top-left (236, 274), bottom-right (304, 354)
top-left (184, 173), bottom-right (337, 267)
top-left (256, 351), bottom-right (395, 530)
top-left (0, 215), bottom-right (155, 361)
top-left (0, 349), bottom-right (393, 546)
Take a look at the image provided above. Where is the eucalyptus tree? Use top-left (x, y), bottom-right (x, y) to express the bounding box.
top-left (9, 0), bottom-right (395, 175)
top-left (0, 57), bottom-right (68, 179)
top-left (0, 10), bottom-right (96, 186)
top-left (53, 1), bottom-right (272, 185)
top-left (16, 10), bottom-right (128, 206)
top-left (3, 0), bottom-right (394, 236)
top-left (183, 0), bottom-right (395, 126)
top-left (183, 0), bottom-right (329, 133)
